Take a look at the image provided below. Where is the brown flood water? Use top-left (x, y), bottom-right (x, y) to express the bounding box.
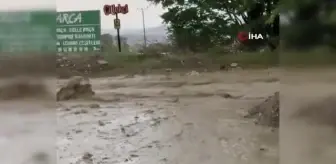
top-left (2, 69), bottom-right (335, 164)
top-left (56, 70), bottom-right (279, 164)
top-left (281, 69), bottom-right (336, 164)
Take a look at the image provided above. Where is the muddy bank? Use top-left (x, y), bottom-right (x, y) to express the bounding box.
top-left (245, 92), bottom-right (279, 128)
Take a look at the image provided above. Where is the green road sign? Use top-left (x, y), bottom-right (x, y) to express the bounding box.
top-left (56, 10), bottom-right (101, 53)
top-left (0, 10), bottom-right (56, 53)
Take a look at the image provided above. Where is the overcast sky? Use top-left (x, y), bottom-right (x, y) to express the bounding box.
top-left (0, 0), bottom-right (165, 30)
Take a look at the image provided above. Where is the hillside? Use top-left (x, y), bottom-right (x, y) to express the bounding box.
top-left (102, 25), bottom-right (168, 46)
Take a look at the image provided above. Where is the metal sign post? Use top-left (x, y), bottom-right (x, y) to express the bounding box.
top-left (104, 4), bottom-right (129, 52)
top-left (114, 15), bottom-right (121, 53)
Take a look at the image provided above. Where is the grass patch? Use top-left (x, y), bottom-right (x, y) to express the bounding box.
top-left (101, 47), bottom-right (335, 74)
top-left (4, 47), bottom-right (334, 78)
top-left (212, 52), bottom-right (278, 68)
top-left (100, 51), bottom-right (278, 73)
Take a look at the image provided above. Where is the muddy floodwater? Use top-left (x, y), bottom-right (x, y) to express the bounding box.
top-left (2, 69), bottom-right (336, 164)
top-left (3, 69), bottom-right (281, 164)
top-left (0, 102), bottom-right (56, 164)
top-left (57, 70), bottom-right (279, 164)
top-left (281, 69), bottom-right (336, 164)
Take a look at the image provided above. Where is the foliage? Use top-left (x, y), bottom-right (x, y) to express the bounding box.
top-left (280, 0), bottom-right (336, 50)
top-left (101, 34), bottom-right (115, 52)
top-left (148, 0), bottom-right (335, 52)
top-left (147, 0), bottom-right (279, 52)
top-left (142, 43), bottom-right (174, 54)
top-left (100, 33), bottom-right (131, 53)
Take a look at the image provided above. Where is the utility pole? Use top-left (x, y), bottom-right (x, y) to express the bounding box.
top-left (116, 13), bottom-right (122, 52)
top-left (138, 5), bottom-right (150, 49)
top-left (141, 8), bottom-right (147, 48)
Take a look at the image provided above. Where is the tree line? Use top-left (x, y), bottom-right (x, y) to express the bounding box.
top-left (147, 0), bottom-right (336, 52)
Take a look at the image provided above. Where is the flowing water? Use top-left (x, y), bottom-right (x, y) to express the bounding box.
top-left (5, 69), bottom-right (326, 164)
top-left (56, 70), bottom-right (279, 164)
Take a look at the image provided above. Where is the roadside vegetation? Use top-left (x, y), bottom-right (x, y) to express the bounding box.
top-left (95, 0), bottom-right (335, 74)
top-left (54, 0), bottom-right (336, 77)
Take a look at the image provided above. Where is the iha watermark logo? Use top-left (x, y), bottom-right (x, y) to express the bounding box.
top-left (237, 31), bottom-right (264, 42)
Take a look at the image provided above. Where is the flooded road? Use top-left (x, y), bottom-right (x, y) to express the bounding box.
top-left (57, 70), bottom-right (278, 164)
top-left (2, 69), bottom-right (336, 164)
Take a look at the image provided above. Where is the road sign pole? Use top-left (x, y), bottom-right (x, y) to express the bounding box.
top-left (116, 13), bottom-right (121, 52)
top-left (104, 4), bottom-right (128, 53)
